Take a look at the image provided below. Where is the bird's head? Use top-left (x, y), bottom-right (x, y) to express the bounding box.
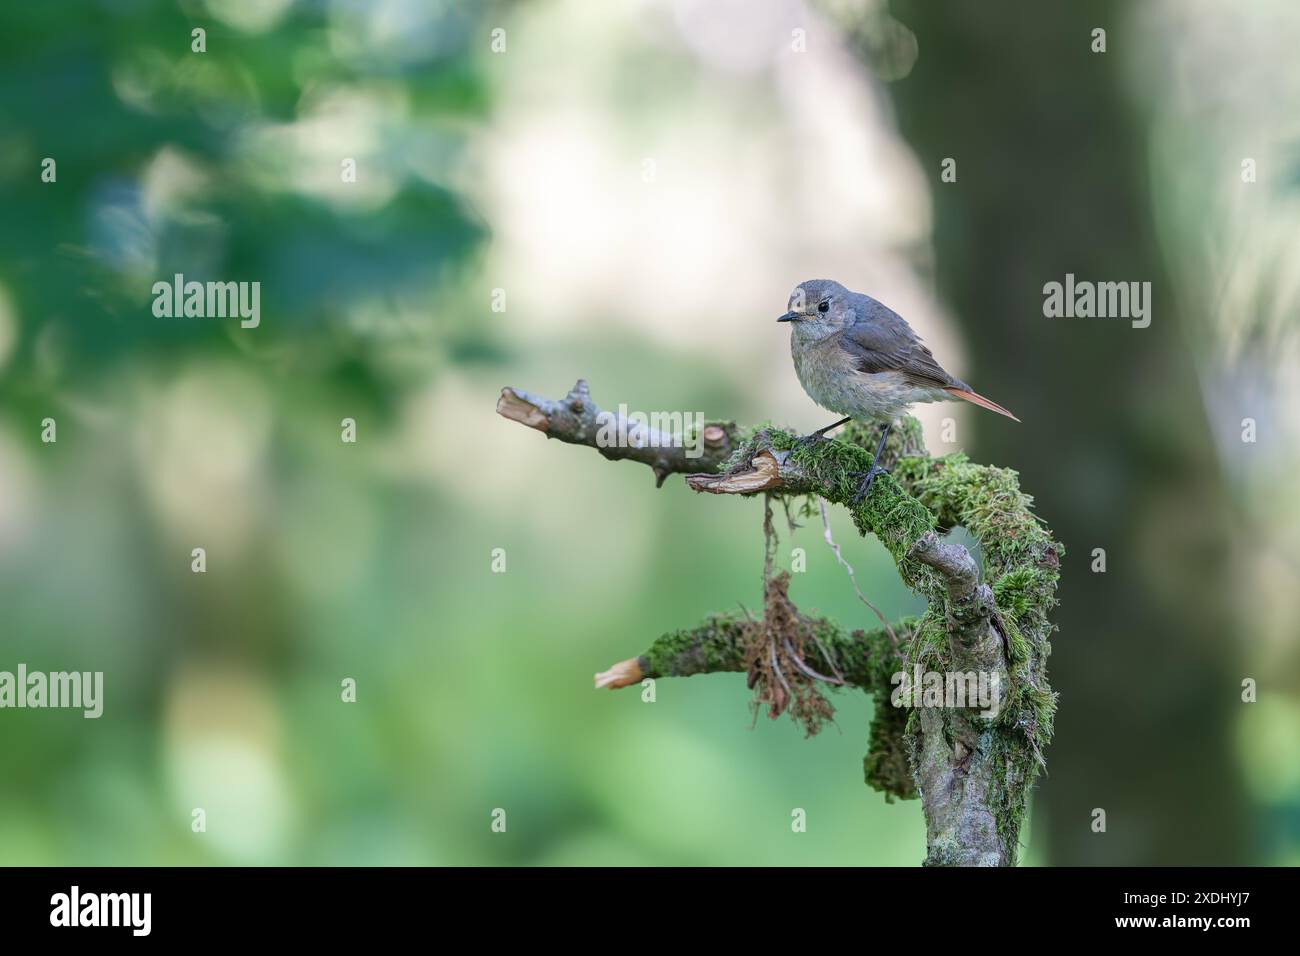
top-left (777, 279), bottom-right (856, 340)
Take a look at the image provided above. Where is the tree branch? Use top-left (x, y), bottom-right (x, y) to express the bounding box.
top-left (594, 615), bottom-right (904, 691)
top-left (499, 379), bottom-right (1061, 866)
top-left (594, 609), bottom-right (919, 801)
top-left (496, 379), bottom-right (739, 487)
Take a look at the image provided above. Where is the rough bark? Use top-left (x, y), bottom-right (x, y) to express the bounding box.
top-left (496, 379), bottom-right (739, 486)
top-left (498, 380), bottom-right (1062, 866)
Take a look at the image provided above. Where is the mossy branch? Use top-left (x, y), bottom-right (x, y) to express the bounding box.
top-left (499, 380), bottom-right (1062, 866)
top-left (593, 613), bottom-right (907, 690)
top-left (593, 603), bottom-right (917, 801)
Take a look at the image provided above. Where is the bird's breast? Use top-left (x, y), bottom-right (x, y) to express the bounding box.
top-left (792, 336), bottom-right (938, 421)
top-left (793, 336), bottom-right (865, 416)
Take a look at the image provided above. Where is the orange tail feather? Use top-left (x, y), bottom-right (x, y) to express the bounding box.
top-left (944, 387), bottom-right (1021, 422)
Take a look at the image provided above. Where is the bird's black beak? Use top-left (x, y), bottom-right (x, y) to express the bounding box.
top-left (777, 311), bottom-right (801, 323)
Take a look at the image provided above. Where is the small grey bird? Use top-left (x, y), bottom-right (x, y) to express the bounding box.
top-left (778, 278), bottom-right (1019, 502)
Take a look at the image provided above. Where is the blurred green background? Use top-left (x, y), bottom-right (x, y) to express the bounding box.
top-left (1, 0), bottom-right (1297, 865)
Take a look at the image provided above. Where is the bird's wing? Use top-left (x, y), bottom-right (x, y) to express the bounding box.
top-left (838, 318), bottom-right (958, 390)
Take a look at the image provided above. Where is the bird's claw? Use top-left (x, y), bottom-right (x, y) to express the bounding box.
top-left (791, 432), bottom-right (827, 456)
top-left (850, 464), bottom-right (888, 505)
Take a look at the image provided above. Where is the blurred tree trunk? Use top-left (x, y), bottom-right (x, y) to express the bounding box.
top-left (885, 0), bottom-right (1248, 863)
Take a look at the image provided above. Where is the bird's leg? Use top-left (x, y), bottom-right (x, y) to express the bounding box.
top-left (811, 416), bottom-right (853, 440)
top-left (792, 416), bottom-right (853, 455)
top-left (850, 421), bottom-right (893, 505)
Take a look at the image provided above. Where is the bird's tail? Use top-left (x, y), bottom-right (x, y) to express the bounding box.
top-left (944, 386), bottom-right (1021, 422)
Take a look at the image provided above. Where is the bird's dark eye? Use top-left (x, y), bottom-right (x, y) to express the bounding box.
top-left (817, 300), bottom-right (830, 313)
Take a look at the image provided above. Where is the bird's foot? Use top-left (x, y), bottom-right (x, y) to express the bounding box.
top-left (790, 432), bottom-right (829, 456)
top-left (790, 417), bottom-right (853, 457)
top-left (849, 420), bottom-right (894, 504)
top-left (850, 464), bottom-right (889, 506)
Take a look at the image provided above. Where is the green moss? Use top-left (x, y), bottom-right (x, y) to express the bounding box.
top-left (865, 691), bottom-right (916, 800)
top-left (660, 416), bottom-right (1064, 863)
top-left (641, 616), bottom-right (747, 678)
top-left (863, 618), bottom-right (920, 801)
top-left (773, 429), bottom-right (944, 602)
top-left (783, 428), bottom-right (1061, 860)
top-left (889, 450), bottom-right (1063, 859)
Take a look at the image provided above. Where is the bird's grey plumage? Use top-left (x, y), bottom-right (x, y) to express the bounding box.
top-left (778, 279), bottom-right (1018, 424)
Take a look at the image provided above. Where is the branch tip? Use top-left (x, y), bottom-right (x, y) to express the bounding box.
top-left (496, 387), bottom-right (550, 431)
top-left (594, 657), bottom-right (643, 690)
